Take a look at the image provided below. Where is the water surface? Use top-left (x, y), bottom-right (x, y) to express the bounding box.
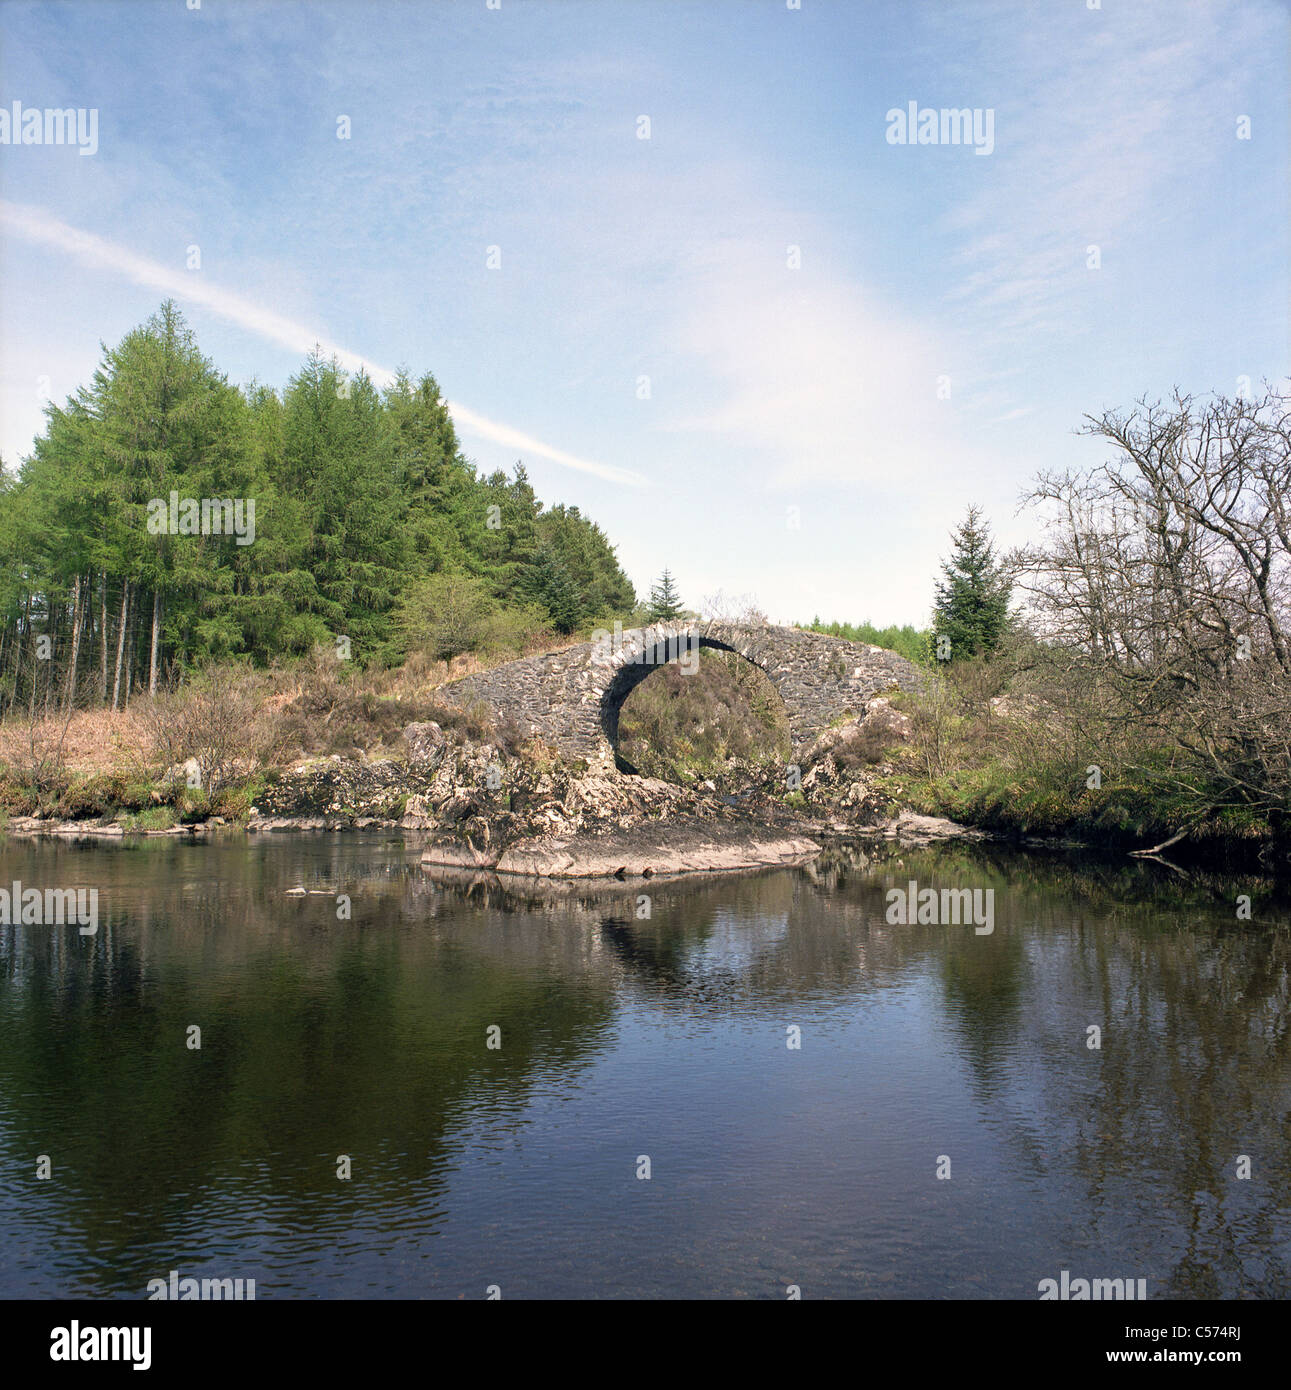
top-left (1, 832), bottom-right (1287, 1299)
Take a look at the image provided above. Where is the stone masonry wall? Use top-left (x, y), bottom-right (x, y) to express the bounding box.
top-left (439, 621), bottom-right (923, 764)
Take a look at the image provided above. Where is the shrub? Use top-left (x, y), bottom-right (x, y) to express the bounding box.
top-left (138, 662), bottom-right (281, 793)
top-left (617, 648), bottom-right (790, 782)
top-left (0, 775), bottom-right (38, 816)
top-left (118, 782), bottom-right (161, 811)
top-left (397, 571), bottom-right (496, 661)
top-left (211, 778), bottom-right (262, 820)
top-left (478, 604), bottom-right (552, 659)
top-left (57, 773), bottom-right (129, 819)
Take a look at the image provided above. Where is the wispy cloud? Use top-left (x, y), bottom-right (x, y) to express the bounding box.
top-left (946, 3), bottom-right (1281, 346)
top-left (664, 238), bottom-right (991, 493)
top-left (0, 201), bottom-right (646, 487)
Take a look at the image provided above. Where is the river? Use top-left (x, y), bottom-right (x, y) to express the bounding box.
top-left (1, 832), bottom-right (1287, 1299)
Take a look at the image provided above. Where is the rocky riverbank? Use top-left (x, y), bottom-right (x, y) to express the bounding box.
top-left (0, 699), bottom-right (985, 873)
top-left (259, 698), bottom-right (981, 875)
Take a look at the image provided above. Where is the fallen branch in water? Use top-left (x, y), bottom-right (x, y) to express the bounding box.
top-left (1129, 817), bottom-right (1204, 859)
top-left (1131, 852), bottom-right (1191, 878)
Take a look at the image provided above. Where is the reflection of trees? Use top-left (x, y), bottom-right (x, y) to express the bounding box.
top-left (883, 842), bottom-right (1291, 1297)
top-left (594, 874), bottom-right (796, 1001)
top-left (0, 835), bottom-right (615, 1295)
top-left (938, 929), bottom-right (1027, 1098)
top-left (3, 834), bottom-right (1289, 1298)
top-left (1015, 912), bottom-right (1291, 1297)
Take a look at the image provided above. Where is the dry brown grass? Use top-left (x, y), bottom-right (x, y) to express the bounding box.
top-left (0, 704), bottom-right (153, 776)
top-left (0, 633), bottom-right (586, 781)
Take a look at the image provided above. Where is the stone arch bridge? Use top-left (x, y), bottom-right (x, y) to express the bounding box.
top-left (439, 621), bottom-right (922, 770)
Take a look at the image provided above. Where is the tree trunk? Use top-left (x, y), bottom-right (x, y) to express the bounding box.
top-left (112, 580), bottom-right (130, 712)
top-left (99, 573), bottom-right (109, 705)
top-left (148, 589), bottom-right (162, 696)
top-left (124, 593), bottom-right (138, 706)
top-left (65, 574), bottom-right (84, 711)
top-left (20, 589), bottom-right (33, 717)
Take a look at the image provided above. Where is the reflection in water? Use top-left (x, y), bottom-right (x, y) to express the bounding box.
top-left (0, 833), bottom-right (1287, 1299)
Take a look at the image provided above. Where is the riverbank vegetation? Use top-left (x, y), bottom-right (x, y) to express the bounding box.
top-left (890, 388), bottom-right (1291, 869)
top-left (0, 644), bottom-right (517, 825)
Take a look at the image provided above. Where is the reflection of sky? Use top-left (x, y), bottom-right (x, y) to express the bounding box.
top-left (437, 962), bottom-right (1027, 1299)
top-left (678, 907), bottom-right (791, 976)
top-left (2, 835), bottom-right (1288, 1299)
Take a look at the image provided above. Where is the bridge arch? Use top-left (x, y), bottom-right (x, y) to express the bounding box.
top-left (437, 621), bottom-right (922, 768)
top-left (599, 633), bottom-right (786, 774)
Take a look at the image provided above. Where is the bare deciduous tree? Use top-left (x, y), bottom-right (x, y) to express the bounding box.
top-left (700, 590), bottom-right (768, 626)
top-left (1013, 386), bottom-right (1291, 820)
top-left (0, 640), bottom-right (81, 791)
top-left (137, 663), bottom-right (281, 794)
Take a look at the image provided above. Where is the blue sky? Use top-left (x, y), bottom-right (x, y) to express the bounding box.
top-left (1, 0), bottom-right (1287, 626)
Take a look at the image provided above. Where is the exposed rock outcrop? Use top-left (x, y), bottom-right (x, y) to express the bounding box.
top-left (5, 706), bottom-right (984, 868)
top-left (394, 712), bottom-right (975, 877)
top-left (398, 721), bottom-right (822, 875)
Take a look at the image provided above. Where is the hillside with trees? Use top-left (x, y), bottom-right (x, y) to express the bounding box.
top-left (0, 303), bottom-right (636, 714)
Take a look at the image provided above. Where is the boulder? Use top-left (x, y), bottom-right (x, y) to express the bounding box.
top-left (403, 721), bottom-right (448, 766)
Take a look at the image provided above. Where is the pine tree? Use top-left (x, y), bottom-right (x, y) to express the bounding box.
top-left (281, 354), bottom-right (408, 663)
top-left (524, 545), bottom-right (581, 634)
top-left (931, 506), bottom-right (1011, 661)
top-left (647, 568), bottom-right (684, 621)
top-left (0, 302), bottom-right (641, 701)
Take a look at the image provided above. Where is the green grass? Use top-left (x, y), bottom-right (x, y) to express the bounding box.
top-left (0, 766), bottom-right (269, 829)
top-left (211, 777), bottom-right (264, 820)
top-left (883, 753), bottom-right (1278, 863)
top-left (119, 806), bottom-right (179, 832)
